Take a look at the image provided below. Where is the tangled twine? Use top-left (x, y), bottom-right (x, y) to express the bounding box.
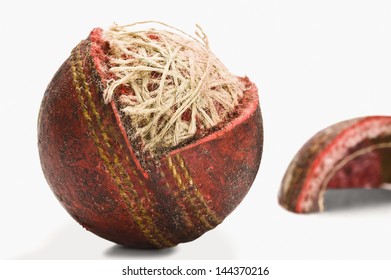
top-left (103, 21), bottom-right (244, 155)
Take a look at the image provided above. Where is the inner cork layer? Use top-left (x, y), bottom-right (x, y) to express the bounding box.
top-left (327, 136), bottom-right (391, 189)
top-left (88, 27), bottom-right (258, 166)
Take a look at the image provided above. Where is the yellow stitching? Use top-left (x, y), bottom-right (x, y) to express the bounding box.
top-left (167, 156), bottom-right (214, 229)
top-left (175, 154), bottom-right (221, 225)
top-left (85, 57), bottom-right (149, 189)
top-left (176, 154), bottom-right (194, 185)
top-left (159, 169), bottom-right (196, 230)
top-left (84, 55), bottom-right (149, 192)
top-left (72, 49), bottom-right (162, 247)
top-left (75, 57), bottom-right (112, 148)
top-left (77, 49), bottom-right (169, 246)
top-left (71, 50), bottom-right (160, 245)
top-left (76, 51), bottom-right (139, 198)
top-left (71, 46), bottom-right (173, 247)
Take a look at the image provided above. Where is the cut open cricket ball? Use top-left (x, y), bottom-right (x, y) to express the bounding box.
top-left (38, 22), bottom-right (263, 248)
top-left (279, 116), bottom-right (391, 214)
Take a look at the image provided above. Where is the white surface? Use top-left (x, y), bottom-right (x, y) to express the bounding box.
top-left (1, 0), bottom-right (391, 260)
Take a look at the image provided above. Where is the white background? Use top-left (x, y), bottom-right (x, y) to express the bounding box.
top-left (1, 0), bottom-right (391, 261)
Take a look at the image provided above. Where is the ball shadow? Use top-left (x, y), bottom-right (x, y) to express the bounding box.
top-left (324, 186), bottom-right (391, 212)
top-left (14, 222), bottom-right (235, 259)
top-left (104, 245), bottom-right (178, 259)
top-left (103, 228), bottom-right (236, 260)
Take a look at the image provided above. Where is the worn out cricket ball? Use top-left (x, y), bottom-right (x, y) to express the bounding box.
top-left (38, 22), bottom-right (263, 248)
top-left (279, 116), bottom-right (391, 214)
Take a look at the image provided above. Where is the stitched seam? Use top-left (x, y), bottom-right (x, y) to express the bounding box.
top-left (175, 154), bottom-right (221, 225)
top-left (159, 169), bottom-right (196, 231)
top-left (71, 45), bottom-right (172, 247)
top-left (167, 155), bottom-right (217, 230)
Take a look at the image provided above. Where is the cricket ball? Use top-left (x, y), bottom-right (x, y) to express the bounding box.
top-left (38, 22), bottom-right (263, 248)
top-left (279, 116), bottom-right (391, 213)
